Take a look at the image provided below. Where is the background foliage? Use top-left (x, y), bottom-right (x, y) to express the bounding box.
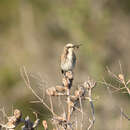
top-left (0, 0), bottom-right (130, 129)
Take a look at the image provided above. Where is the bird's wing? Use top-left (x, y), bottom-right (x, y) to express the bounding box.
top-left (72, 52), bottom-right (76, 65)
top-left (60, 48), bottom-right (68, 64)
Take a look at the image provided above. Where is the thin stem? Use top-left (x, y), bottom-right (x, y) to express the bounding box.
top-left (87, 88), bottom-right (95, 130)
top-left (67, 88), bottom-right (71, 121)
top-left (20, 66), bottom-right (57, 116)
top-left (123, 82), bottom-right (130, 95)
top-left (49, 95), bottom-right (54, 114)
top-left (79, 96), bottom-right (83, 130)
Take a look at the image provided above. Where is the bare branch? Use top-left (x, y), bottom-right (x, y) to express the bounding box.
top-left (20, 66), bottom-right (57, 116)
top-left (120, 109), bottom-right (130, 121)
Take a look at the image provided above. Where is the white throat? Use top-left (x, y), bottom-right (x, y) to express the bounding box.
top-left (67, 48), bottom-right (74, 59)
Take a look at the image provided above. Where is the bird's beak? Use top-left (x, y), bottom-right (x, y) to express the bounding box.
top-left (74, 44), bottom-right (82, 49)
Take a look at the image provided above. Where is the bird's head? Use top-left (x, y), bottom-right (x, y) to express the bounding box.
top-left (65, 43), bottom-right (82, 50)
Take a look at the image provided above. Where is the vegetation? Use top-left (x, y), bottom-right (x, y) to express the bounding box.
top-left (0, 0), bottom-right (130, 129)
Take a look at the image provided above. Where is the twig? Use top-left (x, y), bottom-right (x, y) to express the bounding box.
top-left (49, 95), bottom-right (54, 115)
top-left (119, 108), bottom-right (123, 130)
top-left (86, 81), bottom-right (95, 130)
top-left (79, 96), bottom-right (83, 130)
top-left (106, 67), bottom-right (130, 95)
top-left (123, 81), bottom-right (130, 95)
top-left (58, 96), bottom-right (66, 120)
top-left (87, 118), bottom-right (93, 130)
top-left (20, 66), bottom-right (57, 116)
top-left (75, 117), bottom-right (78, 130)
top-left (67, 88), bottom-right (71, 122)
top-left (87, 93), bottom-right (95, 130)
top-left (120, 109), bottom-right (130, 121)
top-left (106, 67), bottom-right (121, 82)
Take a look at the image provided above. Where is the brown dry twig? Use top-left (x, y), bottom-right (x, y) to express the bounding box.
top-left (84, 79), bottom-right (96, 130)
top-left (106, 67), bottom-right (130, 95)
top-left (20, 66), bottom-right (57, 116)
top-left (21, 64), bottom-right (96, 129)
top-left (120, 109), bottom-right (130, 121)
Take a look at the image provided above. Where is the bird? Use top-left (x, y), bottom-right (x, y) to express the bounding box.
top-left (60, 43), bottom-right (81, 76)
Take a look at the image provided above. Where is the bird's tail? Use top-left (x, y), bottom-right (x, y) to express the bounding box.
top-left (68, 79), bottom-right (73, 89)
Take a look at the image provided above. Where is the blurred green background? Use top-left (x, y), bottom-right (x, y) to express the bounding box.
top-left (0, 0), bottom-right (130, 129)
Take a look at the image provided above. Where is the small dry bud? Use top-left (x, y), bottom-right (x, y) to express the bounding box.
top-left (74, 90), bottom-right (80, 97)
top-left (66, 71), bottom-right (73, 79)
top-left (70, 95), bottom-right (78, 101)
top-left (6, 121), bottom-right (16, 129)
top-left (8, 116), bottom-right (17, 124)
top-left (69, 101), bottom-right (74, 107)
top-left (55, 116), bottom-right (66, 121)
top-left (83, 81), bottom-right (87, 88)
top-left (46, 87), bottom-right (56, 96)
top-left (62, 77), bottom-right (69, 88)
top-left (55, 85), bottom-right (65, 92)
top-left (84, 79), bottom-right (96, 89)
top-left (14, 109), bottom-right (22, 119)
top-left (118, 74), bottom-right (125, 83)
top-left (42, 120), bottom-right (48, 130)
top-left (74, 87), bottom-right (85, 98)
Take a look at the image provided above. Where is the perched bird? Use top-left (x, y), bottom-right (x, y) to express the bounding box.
top-left (60, 43), bottom-right (81, 76)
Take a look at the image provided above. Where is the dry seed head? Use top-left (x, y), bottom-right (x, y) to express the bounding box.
top-left (65, 71), bottom-right (73, 79)
top-left (84, 81), bottom-right (90, 89)
top-left (69, 101), bottom-right (74, 107)
top-left (74, 90), bottom-right (80, 97)
top-left (78, 87), bottom-right (85, 95)
top-left (14, 109), bottom-right (22, 119)
top-left (42, 120), bottom-right (48, 129)
top-left (8, 116), bottom-right (17, 124)
top-left (70, 95), bottom-right (78, 101)
top-left (84, 79), bottom-right (96, 89)
top-left (6, 120), bottom-right (16, 128)
top-left (55, 116), bottom-right (66, 121)
top-left (118, 74), bottom-right (125, 83)
top-left (62, 77), bottom-right (69, 88)
top-left (46, 87), bottom-right (56, 96)
top-left (74, 87), bottom-right (85, 98)
top-left (55, 85), bottom-right (65, 92)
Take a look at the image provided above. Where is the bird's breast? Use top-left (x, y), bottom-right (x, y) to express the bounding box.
top-left (61, 51), bottom-right (76, 71)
